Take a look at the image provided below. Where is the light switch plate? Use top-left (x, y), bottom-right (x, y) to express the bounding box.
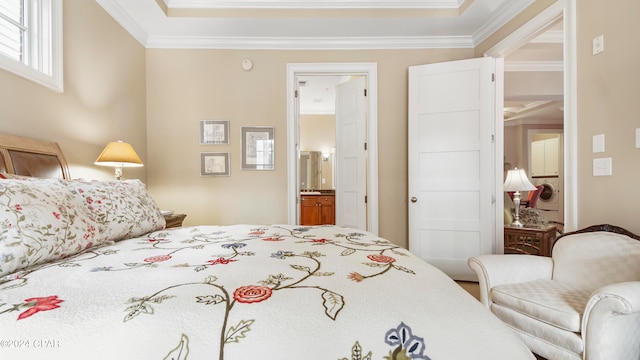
top-left (593, 34), bottom-right (604, 55)
top-left (593, 157), bottom-right (612, 176)
top-left (592, 134), bottom-right (605, 153)
top-left (636, 128), bottom-right (640, 148)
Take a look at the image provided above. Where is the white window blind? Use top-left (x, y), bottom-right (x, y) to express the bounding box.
top-left (0, 0), bottom-right (62, 92)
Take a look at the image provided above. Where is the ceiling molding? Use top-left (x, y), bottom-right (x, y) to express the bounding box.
top-left (145, 35), bottom-right (476, 50)
top-left (472, 0), bottom-right (535, 45)
top-left (505, 61), bottom-right (563, 72)
top-left (530, 30), bottom-right (563, 43)
top-left (484, 0), bottom-right (564, 58)
top-left (97, 0), bottom-right (548, 50)
top-left (162, 0), bottom-right (468, 10)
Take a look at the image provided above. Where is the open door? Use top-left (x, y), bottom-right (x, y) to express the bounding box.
top-left (408, 57), bottom-right (503, 281)
top-left (335, 76), bottom-right (367, 230)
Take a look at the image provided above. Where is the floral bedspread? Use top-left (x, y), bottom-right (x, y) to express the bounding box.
top-left (0, 225), bottom-right (534, 360)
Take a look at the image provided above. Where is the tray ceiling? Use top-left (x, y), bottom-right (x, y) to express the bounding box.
top-left (96, 0), bottom-right (536, 49)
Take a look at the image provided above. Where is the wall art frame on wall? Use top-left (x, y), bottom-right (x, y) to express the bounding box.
top-left (241, 126), bottom-right (274, 170)
top-left (200, 152), bottom-right (230, 176)
top-left (200, 120), bottom-right (229, 145)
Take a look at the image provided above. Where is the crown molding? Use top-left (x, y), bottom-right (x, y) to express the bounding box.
top-left (472, 0), bottom-right (535, 45)
top-left (145, 35), bottom-right (475, 50)
top-left (162, 0), bottom-right (467, 10)
top-left (505, 61), bottom-right (563, 72)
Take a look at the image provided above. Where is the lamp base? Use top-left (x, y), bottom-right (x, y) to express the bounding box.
top-left (511, 220), bottom-right (525, 227)
top-left (511, 191), bottom-right (524, 227)
top-left (114, 166), bottom-right (123, 180)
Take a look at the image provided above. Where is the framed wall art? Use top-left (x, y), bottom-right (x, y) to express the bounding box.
top-left (200, 152), bottom-right (230, 176)
top-left (241, 126), bottom-right (274, 170)
top-left (200, 120), bottom-right (229, 145)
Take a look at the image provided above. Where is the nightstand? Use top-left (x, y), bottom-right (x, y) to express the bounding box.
top-left (504, 224), bottom-right (557, 256)
top-left (164, 213), bottom-right (186, 228)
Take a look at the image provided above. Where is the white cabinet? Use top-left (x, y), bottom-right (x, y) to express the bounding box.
top-left (531, 137), bottom-right (559, 176)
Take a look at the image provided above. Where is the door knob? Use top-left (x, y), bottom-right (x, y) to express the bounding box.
top-left (410, 197), bottom-right (417, 203)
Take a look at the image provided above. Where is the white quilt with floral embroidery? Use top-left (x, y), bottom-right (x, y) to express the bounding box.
top-left (0, 225), bottom-right (534, 360)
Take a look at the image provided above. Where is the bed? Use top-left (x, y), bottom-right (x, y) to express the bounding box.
top-left (0, 133), bottom-right (535, 360)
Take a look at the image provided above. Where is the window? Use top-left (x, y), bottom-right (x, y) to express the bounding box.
top-left (0, 0), bottom-right (62, 92)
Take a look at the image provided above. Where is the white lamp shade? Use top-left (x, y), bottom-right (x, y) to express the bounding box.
top-left (503, 168), bottom-right (536, 192)
top-left (94, 141), bottom-right (144, 168)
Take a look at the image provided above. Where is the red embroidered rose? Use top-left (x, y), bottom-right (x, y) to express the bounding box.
top-left (233, 285), bottom-right (273, 304)
top-left (207, 257), bottom-right (237, 265)
top-left (312, 238), bottom-right (328, 243)
top-left (144, 255), bottom-right (172, 263)
top-left (52, 211), bottom-right (61, 219)
top-left (18, 296), bottom-right (64, 320)
top-left (367, 254), bottom-right (396, 263)
top-left (249, 230), bottom-right (265, 235)
top-left (15, 204), bottom-right (22, 211)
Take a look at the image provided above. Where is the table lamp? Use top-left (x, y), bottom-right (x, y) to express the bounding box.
top-left (94, 140), bottom-right (143, 180)
top-left (503, 168), bottom-right (536, 227)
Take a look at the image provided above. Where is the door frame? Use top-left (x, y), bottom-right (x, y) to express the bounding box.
top-left (484, 0), bottom-right (577, 232)
top-left (285, 62), bottom-right (379, 235)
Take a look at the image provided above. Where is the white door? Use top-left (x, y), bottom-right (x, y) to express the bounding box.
top-left (335, 76), bottom-right (367, 230)
top-left (408, 57), bottom-right (502, 281)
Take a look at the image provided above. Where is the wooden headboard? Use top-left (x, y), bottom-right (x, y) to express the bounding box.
top-left (0, 133), bottom-right (70, 179)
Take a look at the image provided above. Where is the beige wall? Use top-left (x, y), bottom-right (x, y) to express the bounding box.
top-left (0, 1), bottom-right (147, 181)
top-left (145, 48), bottom-right (473, 246)
top-left (300, 114), bottom-right (335, 154)
top-left (576, 0), bottom-right (640, 232)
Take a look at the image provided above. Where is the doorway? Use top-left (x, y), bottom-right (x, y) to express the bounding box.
top-left (286, 63), bottom-right (379, 235)
top-left (485, 0), bottom-right (577, 232)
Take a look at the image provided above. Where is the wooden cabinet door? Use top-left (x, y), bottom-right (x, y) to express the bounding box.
top-left (319, 196), bottom-right (335, 225)
top-left (300, 196), bottom-right (320, 225)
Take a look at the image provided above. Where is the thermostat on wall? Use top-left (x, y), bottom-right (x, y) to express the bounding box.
top-left (241, 59), bottom-right (253, 71)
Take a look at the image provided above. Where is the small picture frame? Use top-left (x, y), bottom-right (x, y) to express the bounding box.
top-left (200, 120), bottom-right (229, 145)
top-left (200, 152), bottom-right (230, 176)
top-left (241, 126), bottom-right (274, 170)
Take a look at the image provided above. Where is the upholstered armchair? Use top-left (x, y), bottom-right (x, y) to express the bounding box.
top-left (468, 224), bottom-right (640, 360)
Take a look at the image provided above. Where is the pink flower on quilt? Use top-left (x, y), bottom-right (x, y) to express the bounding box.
top-left (144, 255), bottom-right (172, 263)
top-left (312, 238), bottom-right (329, 243)
top-left (15, 204), bottom-right (22, 211)
top-left (18, 296), bottom-right (64, 320)
top-left (233, 285), bottom-right (273, 304)
top-left (207, 257), bottom-right (237, 265)
top-left (249, 230), bottom-right (265, 235)
top-left (367, 254), bottom-right (396, 263)
top-left (262, 237), bottom-right (284, 242)
top-left (86, 197), bottom-right (93, 204)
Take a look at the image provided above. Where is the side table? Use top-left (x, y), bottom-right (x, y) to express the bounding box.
top-left (164, 213), bottom-right (187, 228)
top-left (504, 224), bottom-right (557, 256)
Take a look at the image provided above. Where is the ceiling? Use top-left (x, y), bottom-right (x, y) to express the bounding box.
top-left (97, 0), bottom-right (564, 123)
top-left (97, 0), bottom-right (538, 49)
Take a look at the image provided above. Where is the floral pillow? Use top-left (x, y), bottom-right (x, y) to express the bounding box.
top-left (65, 179), bottom-right (165, 242)
top-left (0, 178), bottom-right (104, 278)
top-left (0, 172), bottom-right (31, 180)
